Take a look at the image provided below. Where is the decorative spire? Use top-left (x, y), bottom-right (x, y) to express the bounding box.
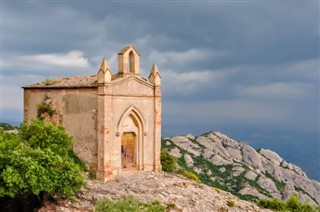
top-left (97, 57), bottom-right (112, 83)
top-left (148, 63), bottom-right (161, 85)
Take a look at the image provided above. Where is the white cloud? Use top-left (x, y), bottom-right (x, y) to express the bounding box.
top-left (162, 70), bottom-right (225, 94)
top-left (20, 51), bottom-right (89, 68)
top-left (3, 51), bottom-right (95, 78)
top-left (239, 82), bottom-right (314, 99)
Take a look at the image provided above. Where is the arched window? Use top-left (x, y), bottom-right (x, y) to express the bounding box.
top-left (129, 51), bottom-right (135, 73)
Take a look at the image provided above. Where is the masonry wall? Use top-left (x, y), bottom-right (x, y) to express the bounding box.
top-left (24, 88), bottom-right (98, 171)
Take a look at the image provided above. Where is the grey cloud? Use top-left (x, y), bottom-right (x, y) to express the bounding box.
top-left (1, 1), bottom-right (319, 137)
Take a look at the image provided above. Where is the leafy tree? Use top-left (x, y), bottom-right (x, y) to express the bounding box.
top-left (19, 119), bottom-right (72, 156)
top-left (0, 120), bottom-right (84, 210)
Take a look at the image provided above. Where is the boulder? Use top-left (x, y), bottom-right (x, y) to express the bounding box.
top-left (260, 149), bottom-right (282, 166)
top-left (184, 154), bottom-right (194, 168)
top-left (244, 170), bottom-right (257, 181)
top-left (170, 147), bottom-right (182, 158)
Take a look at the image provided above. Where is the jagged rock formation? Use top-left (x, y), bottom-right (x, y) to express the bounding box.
top-left (163, 131), bottom-right (320, 205)
top-left (40, 171), bottom-right (271, 211)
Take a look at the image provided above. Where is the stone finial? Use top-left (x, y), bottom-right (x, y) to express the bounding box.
top-left (148, 63), bottom-right (161, 86)
top-left (97, 57), bottom-right (112, 83)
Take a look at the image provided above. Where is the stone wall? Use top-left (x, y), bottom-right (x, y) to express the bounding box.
top-left (24, 88), bottom-right (98, 171)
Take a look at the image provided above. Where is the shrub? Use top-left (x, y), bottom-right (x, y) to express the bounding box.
top-left (43, 79), bottom-right (55, 86)
top-left (166, 201), bottom-right (176, 210)
top-left (268, 198), bottom-right (286, 211)
top-left (286, 193), bottom-right (302, 211)
top-left (37, 102), bottom-right (55, 118)
top-left (258, 197), bottom-right (286, 211)
top-left (160, 150), bottom-right (176, 172)
top-left (214, 188), bottom-right (221, 193)
top-left (227, 200), bottom-right (235, 207)
top-left (178, 168), bottom-right (201, 183)
top-left (95, 195), bottom-right (165, 212)
top-left (257, 193), bottom-right (319, 212)
top-left (0, 119), bottom-right (84, 208)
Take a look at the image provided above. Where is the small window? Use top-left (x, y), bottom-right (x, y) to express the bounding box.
top-left (129, 51), bottom-right (135, 73)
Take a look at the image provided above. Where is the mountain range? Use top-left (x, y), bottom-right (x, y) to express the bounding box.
top-left (162, 131), bottom-right (320, 205)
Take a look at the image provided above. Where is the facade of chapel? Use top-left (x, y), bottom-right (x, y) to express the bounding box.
top-left (23, 46), bottom-right (162, 181)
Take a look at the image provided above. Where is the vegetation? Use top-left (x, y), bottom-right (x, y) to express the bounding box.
top-left (161, 137), bottom-right (274, 202)
top-left (160, 149), bottom-right (201, 183)
top-left (177, 168), bottom-right (201, 183)
top-left (160, 150), bottom-right (176, 172)
top-left (258, 193), bottom-right (320, 212)
top-left (37, 102), bottom-right (55, 119)
top-left (0, 123), bottom-right (17, 131)
top-left (265, 172), bottom-right (286, 193)
top-left (227, 200), bottom-right (235, 207)
top-left (0, 119), bottom-right (84, 210)
top-left (43, 79), bottom-right (55, 86)
top-left (95, 195), bottom-right (165, 212)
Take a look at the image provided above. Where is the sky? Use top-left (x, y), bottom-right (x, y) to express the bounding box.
top-left (1, 1), bottom-right (319, 180)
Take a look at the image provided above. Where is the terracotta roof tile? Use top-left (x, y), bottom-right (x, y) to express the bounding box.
top-left (23, 75), bottom-right (98, 88)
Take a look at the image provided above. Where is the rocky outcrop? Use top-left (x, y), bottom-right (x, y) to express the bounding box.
top-left (39, 172), bottom-right (271, 212)
top-left (163, 131), bottom-right (320, 205)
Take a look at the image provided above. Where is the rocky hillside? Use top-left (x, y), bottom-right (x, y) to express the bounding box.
top-left (162, 131), bottom-right (320, 206)
top-left (40, 171), bottom-right (271, 211)
top-left (0, 122), bottom-right (18, 133)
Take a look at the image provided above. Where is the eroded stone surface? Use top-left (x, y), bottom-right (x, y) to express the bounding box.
top-left (40, 172), bottom-right (270, 212)
top-left (168, 131), bottom-right (320, 205)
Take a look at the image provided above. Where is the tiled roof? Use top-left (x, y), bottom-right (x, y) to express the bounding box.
top-left (23, 75), bottom-right (98, 88)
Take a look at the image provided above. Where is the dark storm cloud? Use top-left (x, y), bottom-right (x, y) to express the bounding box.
top-left (1, 1), bottom-right (319, 137)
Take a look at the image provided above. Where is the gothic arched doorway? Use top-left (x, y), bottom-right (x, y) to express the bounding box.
top-left (117, 105), bottom-right (147, 171)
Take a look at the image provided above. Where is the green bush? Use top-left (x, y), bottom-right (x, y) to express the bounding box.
top-left (286, 193), bottom-right (302, 211)
top-left (227, 200), bottom-right (235, 207)
top-left (268, 198), bottom-right (286, 211)
top-left (160, 150), bottom-right (176, 172)
top-left (37, 102), bottom-right (55, 118)
top-left (178, 168), bottom-right (201, 183)
top-left (95, 195), bottom-right (165, 212)
top-left (0, 119), bottom-right (84, 200)
top-left (258, 193), bottom-right (320, 212)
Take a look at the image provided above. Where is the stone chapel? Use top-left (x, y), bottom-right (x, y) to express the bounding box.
top-left (23, 46), bottom-right (162, 181)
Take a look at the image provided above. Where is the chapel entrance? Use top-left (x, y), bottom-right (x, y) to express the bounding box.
top-left (121, 132), bottom-right (136, 168)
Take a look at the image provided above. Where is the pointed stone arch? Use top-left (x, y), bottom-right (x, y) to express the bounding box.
top-left (118, 45), bottom-right (140, 76)
top-left (129, 51), bottom-right (135, 73)
top-left (116, 105), bottom-right (147, 170)
top-left (116, 105), bottom-right (148, 136)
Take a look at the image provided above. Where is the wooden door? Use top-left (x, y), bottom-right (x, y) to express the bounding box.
top-left (121, 132), bottom-right (135, 168)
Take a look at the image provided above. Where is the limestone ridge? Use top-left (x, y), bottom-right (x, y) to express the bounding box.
top-left (40, 172), bottom-right (271, 211)
top-left (163, 131), bottom-right (320, 205)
